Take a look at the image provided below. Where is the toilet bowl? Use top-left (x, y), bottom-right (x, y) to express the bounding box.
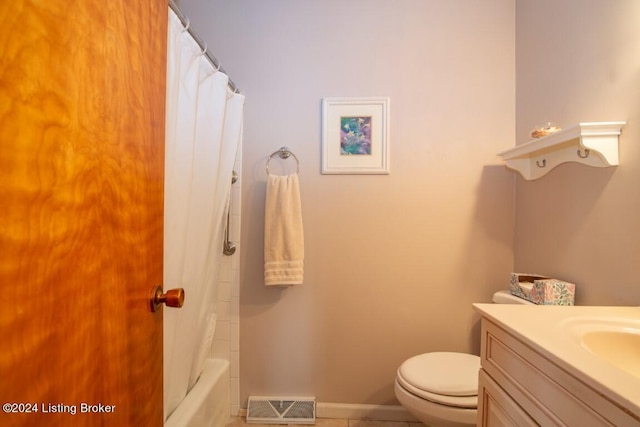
top-left (394, 291), bottom-right (532, 427)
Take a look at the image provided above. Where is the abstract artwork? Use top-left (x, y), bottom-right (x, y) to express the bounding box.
top-left (322, 97), bottom-right (389, 174)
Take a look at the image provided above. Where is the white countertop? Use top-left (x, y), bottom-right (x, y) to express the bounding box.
top-left (473, 303), bottom-right (640, 416)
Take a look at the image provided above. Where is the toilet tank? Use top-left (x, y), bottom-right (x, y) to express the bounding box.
top-left (492, 290), bottom-right (534, 305)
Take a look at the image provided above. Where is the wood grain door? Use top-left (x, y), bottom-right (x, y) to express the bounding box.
top-left (0, 1), bottom-right (167, 426)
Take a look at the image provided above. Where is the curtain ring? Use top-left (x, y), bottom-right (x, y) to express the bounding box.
top-left (536, 159), bottom-right (547, 168)
top-left (201, 42), bottom-right (208, 56)
top-left (182, 18), bottom-right (190, 32)
top-left (577, 148), bottom-right (590, 159)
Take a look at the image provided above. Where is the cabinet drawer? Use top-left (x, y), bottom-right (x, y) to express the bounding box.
top-left (478, 369), bottom-right (537, 427)
top-left (481, 319), bottom-right (639, 426)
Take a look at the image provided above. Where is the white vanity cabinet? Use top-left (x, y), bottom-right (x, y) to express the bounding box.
top-left (477, 317), bottom-right (640, 426)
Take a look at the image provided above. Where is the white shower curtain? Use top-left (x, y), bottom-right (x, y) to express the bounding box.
top-left (163, 9), bottom-right (244, 420)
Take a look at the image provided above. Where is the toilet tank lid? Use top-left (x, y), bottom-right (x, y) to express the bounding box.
top-left (493, 290), bottom-right (534, 305)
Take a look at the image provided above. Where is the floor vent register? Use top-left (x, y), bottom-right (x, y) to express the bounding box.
top-left (246, 396), bottom-right (316, 424)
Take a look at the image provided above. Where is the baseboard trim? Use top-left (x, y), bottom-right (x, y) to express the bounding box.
top-left (316, 402), bottom-right (419, 422)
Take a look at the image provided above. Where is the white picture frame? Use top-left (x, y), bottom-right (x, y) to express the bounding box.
top-left (321, 97), bottom-right (390, 174)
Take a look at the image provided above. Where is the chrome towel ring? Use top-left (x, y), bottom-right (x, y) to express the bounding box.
top-left (266, 147), bottom-right (300, 174)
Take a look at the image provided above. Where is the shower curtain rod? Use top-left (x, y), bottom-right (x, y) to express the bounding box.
top-left (169, 0), bottom-right (240, 94)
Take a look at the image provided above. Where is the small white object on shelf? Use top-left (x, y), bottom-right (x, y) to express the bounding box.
top-left (530, 122), bottom-right (561, 139)
top-left (498, 121), bottom-right (626, 180)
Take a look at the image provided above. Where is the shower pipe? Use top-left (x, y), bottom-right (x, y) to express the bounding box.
top-left (169, 0), bottom-right (241, 94)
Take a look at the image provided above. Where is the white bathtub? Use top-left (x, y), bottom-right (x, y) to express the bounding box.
top-left (165, 359), bottom-right (230, 427)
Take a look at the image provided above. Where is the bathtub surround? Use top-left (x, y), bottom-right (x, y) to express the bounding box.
top-left (212, 166), bottom-right (243, 416)
top-left (180, 0), bottom-right (640, 418)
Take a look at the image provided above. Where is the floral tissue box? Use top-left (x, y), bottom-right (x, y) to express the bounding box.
top-left (509, 273), bottom-right (576, 306)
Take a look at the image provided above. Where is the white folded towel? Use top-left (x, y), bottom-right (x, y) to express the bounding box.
top-left (264, 173), bottom-right (304, 286)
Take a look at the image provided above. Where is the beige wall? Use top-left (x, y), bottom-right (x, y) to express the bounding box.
top-left (514, 0), bottom-right (640, 305)
top-left (181, 0), bottom-right (515, 406)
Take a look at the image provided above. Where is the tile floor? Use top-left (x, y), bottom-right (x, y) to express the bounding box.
top-left (226, 416), bottom-right (426, 427)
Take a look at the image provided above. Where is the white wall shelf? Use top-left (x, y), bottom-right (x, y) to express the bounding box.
top-left (497, 121), bottom-right (626, 180)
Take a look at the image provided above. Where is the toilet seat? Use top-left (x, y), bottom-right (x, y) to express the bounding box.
top-left (396, 352), bottom-right (480, 408)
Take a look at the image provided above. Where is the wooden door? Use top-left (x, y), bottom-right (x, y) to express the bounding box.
top-left (0, 1), bottom-right (167, 426)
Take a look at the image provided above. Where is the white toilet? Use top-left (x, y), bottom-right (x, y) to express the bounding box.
top-left (394, 290), bottom-right (532, 427)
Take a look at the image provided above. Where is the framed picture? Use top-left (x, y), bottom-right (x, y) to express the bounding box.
top-left (322, 97), bottom-right (390, 174)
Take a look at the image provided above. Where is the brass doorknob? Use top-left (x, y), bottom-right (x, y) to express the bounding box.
top-left (150, 286), bottom-right (185, 312)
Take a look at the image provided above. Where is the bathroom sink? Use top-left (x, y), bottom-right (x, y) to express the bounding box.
top-left (581, 330), bottom-right (640, 378)
top-left (560, 316), bottom-right (640, 379)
